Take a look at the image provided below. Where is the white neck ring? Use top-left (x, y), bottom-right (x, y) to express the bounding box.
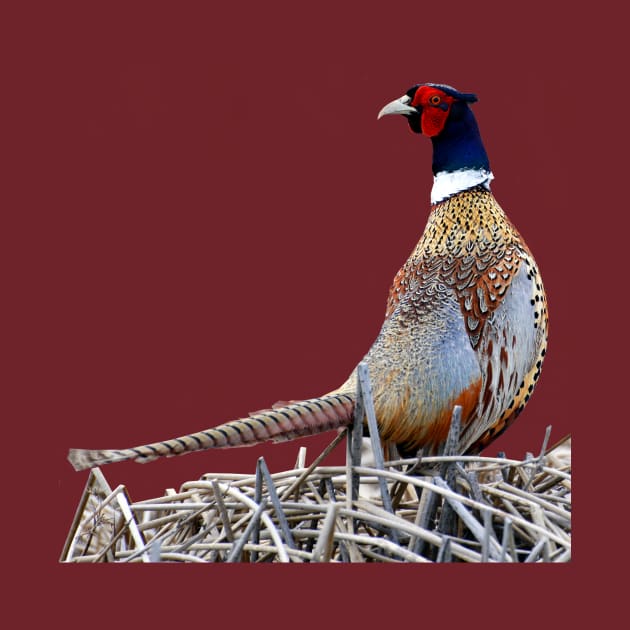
top-left (431, 169), bottom-right (494, 204)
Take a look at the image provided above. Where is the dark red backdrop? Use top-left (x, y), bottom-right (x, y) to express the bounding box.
top-left (3, 0), bottom-right (622, 625)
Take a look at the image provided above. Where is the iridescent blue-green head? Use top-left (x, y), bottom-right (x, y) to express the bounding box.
top-left (378, 83), bottom-right (490, 176)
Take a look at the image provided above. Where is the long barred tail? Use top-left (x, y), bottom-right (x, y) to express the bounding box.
top-left (67, 392), bottom-right (356, 471)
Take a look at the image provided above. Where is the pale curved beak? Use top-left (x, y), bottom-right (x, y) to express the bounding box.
top-left (377, 95), bottom-right (417, 119)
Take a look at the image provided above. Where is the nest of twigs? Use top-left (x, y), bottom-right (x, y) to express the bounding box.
top-left (61, 428), bottom-right (571, 563)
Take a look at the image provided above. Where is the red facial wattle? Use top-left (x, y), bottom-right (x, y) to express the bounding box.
top-left (411, 86), bottom-right (454, 137)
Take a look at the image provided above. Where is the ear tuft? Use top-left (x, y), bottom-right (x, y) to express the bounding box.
top-left (423, 83), bottom-right (478, 103)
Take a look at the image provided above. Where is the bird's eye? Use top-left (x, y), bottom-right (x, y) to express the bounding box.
top-left (429, 94), bottom-right (441, 106)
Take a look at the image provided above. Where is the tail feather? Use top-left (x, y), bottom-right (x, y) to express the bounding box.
top-left (67, 392), bottom-right (356, 471)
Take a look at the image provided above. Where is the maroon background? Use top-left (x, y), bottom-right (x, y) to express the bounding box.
top-left (3, 0), bottom-right (623, 625)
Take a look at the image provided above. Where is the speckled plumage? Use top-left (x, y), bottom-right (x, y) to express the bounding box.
top-left (68, 84), bottom-right (547, 471)
top-left (336, 185), bottom-right (547, 455)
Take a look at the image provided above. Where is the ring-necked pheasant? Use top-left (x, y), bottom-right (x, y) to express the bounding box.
top-left (68, 83), bottom-right (548, 471)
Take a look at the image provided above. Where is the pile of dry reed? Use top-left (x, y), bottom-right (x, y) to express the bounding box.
top-left (61, 430), bottom-right (570, 563)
